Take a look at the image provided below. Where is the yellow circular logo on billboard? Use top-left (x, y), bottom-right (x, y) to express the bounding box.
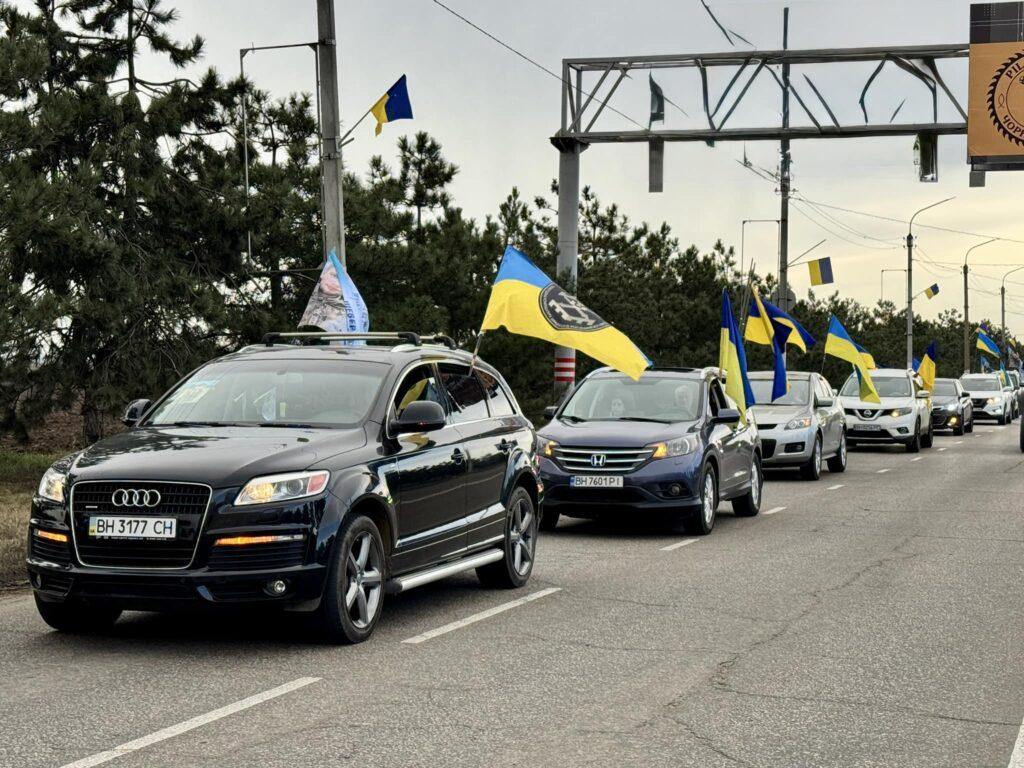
top-left (989, 52), bottom-right (1024, 146)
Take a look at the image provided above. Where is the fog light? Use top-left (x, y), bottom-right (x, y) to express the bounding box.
top-left (949, 416), bottom-right (958, 425)
top-left (897, 427), bottom-right (909, 434)
top-left (668, 483), bottom-right (683, 496)
top-left (265, 579), bottom-right (288, 596)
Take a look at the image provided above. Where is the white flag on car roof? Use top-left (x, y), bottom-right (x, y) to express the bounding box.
top-left (299, 248), bottom-right (369, 335)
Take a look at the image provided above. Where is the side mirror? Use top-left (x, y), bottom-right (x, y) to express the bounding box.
top-left (916, 390), bottom-right (930, 399)
top-left (816, 397), bottom-right (834, 408)
top-left (123, 398), bottom-right (152, 427)
top-left (542, 405), bottom-right (558, 419)
top-left (711, 408), bottom-right (741, 425)
top-left (392, 400), bottom-right (446, 434)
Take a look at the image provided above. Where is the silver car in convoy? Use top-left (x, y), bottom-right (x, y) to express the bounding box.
top-left (1009, 370), bottom-right (1022, 419)
top-left (840, 368), bottom-right (933, 452)
top-left (960, 373), bottom-right (1014, 424)
top-left (749, 371), bottom-right (847, 480)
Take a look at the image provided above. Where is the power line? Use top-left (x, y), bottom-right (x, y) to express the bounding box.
top-left (430, 0), bottom-right (648, 131)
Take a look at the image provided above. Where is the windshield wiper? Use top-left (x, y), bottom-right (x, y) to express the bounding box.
top-left (610, 416), bottom-right (672, 424)
top-left (561, 415), bottom-right (587, 423)
top-left (257, 422), bottom-right (317, 429)
top-left (167, 420), bottom-right (235, 427)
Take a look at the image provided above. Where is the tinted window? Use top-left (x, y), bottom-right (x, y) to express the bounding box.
top-left (477, 370), bottom-right (515, 417)
top-left (147, 359), bottom-right (387, 427)
top-left (961, 375), bottom-right (1001, 391)
top-left (560, 375), bottom-right (702, 423)
top-left (393, 365), bottom-right (446, 418)
top-left (840, 375), bottom-right (911, 398)
top-left (439, 364), bottom-right (489, 423)
top-left (749, 377), bottom-right (810, 406)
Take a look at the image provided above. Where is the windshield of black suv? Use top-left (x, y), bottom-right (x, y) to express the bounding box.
top-left (840, 374), bottom-right (911, 398)
top-left (560, 375), bottom-right (702, 423)
top-left (961, 375), bottom-right (1001, 392)
top-left (749, 378), bottom-right (810, 406)
top-left (145, 358), bottom-right (389, 427)
top-left (932, 380), bottom-right (958, 397)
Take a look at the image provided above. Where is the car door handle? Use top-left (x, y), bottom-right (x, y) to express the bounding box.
top-left (451, 448), bottom-right (466, 465)
top-left (498, 439), bottom-right (514, 453)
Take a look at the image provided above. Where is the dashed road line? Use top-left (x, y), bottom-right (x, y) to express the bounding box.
top-left (938, 447), bottom-right (947, 452)
top-left (911, 457), bottom-right (923, 462)
top-left (827, 484), bottom-right (844, 491)
top-left (402, 588), bottom-right (561, 644)
top-left (58, 677), bottom-right (321, 768)
top-left (1006, 713), bottom-right (1024, 767)
top-left (660, 538), bottom-right (699, 551)
top-left (763, 506), bottom-right (786, 516)
top-left (953, 440), bottom-right (964, 445)
top-left (876, 468), bottom-right (890, 474)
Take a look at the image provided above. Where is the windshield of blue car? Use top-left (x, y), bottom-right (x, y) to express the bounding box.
top-left (749, 378), bottom-right (810, 406)
top-left (960, 375), bottom-right (1000, 392)
top-left (145, 359), bottom-right (389, 427)
top-left (840, 375), bottom-right (911, 398)
top-left (932, 380), bottom-right (957, 397)
top-left (560, 376), bottom-right (702, 423)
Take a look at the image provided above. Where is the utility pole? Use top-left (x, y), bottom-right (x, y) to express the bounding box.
top-left (317, 0), bottom-right (346, 266)
top-left (905, 197), bottom-right (954, 368)
top-left (962, 238), bottom-right (998, 373)
top-left (778, 7), bottom-right (791, 312)
top-left (552, 136), bottom-right (584, 396)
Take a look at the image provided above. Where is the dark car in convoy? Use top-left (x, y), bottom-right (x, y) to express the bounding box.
top-left (930, 377), bottom-right (974, 435)
top-left (28, 332), bottom-right (540, 643)
top-left (536, 367), bottom-right (762, 535)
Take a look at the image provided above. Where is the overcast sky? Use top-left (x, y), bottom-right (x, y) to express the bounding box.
top-left (117, 1), bottom-right (1024, 335)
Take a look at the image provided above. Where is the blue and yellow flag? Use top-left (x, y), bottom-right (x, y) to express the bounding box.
top-left (924, 283), bottom-right (940, 299)
top-left (853, 340), bottom-right (876, 370)
top-left (745, 295), bottom-right (815, 352)
top-left (481, 246), bottom-right (649, 380)
top-left (916, 341), bottom-right (937, 392)
top-left (808, 257), bottom-right (834, 286)
top-left (371, 75), bottom-right (413, 136)
top-left (824, 316), bottom-right (880, 404)
top-left (743, 287), bottom-right (787, 401)
top-left (719, 290), bottom-right (754, 423)
top-left (977, 330), bottom-right (1000, 359)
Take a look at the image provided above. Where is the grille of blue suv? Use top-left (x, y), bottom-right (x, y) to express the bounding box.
top-left (551, 446), bottom-right (654, 474)
top-left (69, 481), bottom-right (211, 569)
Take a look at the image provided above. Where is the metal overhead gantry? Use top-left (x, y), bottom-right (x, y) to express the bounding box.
top-left (550, 38), bottom-right (970, 391)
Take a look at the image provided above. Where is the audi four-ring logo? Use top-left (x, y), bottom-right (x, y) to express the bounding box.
top-left (111, 488), bottom-right (162, 507)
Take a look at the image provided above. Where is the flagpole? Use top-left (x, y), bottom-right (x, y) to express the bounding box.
top-left (738, 261), bottom-right (756, 337)
top-left (468, 332), bottom-right (484, 375)
top-left (339, 104), bottom-right (375, 144)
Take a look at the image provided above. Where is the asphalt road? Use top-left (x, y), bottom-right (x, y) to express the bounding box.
top-left (2, 424), bottom-right (1023, 768)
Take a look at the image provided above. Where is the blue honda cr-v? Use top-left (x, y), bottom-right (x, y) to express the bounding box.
top-left (536, 367), bottom-right (763, 535)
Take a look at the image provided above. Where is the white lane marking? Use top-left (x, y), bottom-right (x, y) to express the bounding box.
top-left (59, 677), bottom-right (320, 768)
top-left (876, 468), bottom-right (890, 474)
top-left (953, 440), bottom-right (964, 445)
top-left (938, 447), bottom-right (947, 452)
top-left (1006, 714), bottom-right (1024, 767)
top-left (763, 506), bottom-right (786, 516)
top-left (402, 588), bottom-right (561, 645)
top-left (660, 538), bottom-right (699, 551)
top-left (911, 457), bottom-right (923, 462)
top-left (827, 484), bottom-right (844, 491)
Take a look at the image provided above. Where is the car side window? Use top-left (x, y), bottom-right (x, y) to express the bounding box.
top-left (439, 363), bottom-right (489, 423)
top-left (476, 370), bottom-right (516, 418)
top-left (707, 380), bottom-right (725, 416)
top-left (393, 365), bottom-right (446, 419)
top-left (816, 377), bottom-right (832, 402)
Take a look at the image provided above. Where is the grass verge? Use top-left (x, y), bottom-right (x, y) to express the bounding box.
top-left (1, 452), bottom-right (60, 589)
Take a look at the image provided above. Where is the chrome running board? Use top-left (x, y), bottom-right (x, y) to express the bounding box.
top-left (388, 548), bottom-right (504, 594)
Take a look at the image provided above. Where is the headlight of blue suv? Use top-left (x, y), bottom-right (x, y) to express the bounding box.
top-left (945, 403), bottom-right (958, 411)
top-left (650, 436), bottom-right (698, 458)
top-left (235, 470), bottom-right (330, 506)
top-left (37, 466), bottom-right (67, 503)
top-left (784, 416), bottom-right (813, 430)
top-left (889, 407), bottom-right (913, 417)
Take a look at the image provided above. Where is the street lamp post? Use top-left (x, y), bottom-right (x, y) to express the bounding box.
top-left (1001, 264), bottom-right (1024, 352)
top-left (906, 198), bottom-right (954, 368)
top-left (962, 238), bottom-right (999, 373)
top-left (880, 268), bottom-right (907, 303)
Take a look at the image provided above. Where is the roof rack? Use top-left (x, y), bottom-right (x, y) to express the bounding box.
top-left (261, 331), bottom-right (457, 350)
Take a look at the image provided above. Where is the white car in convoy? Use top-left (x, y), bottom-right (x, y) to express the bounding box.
top-left (839, 368), bottom-right (933, 452)
top-left (960, 373), bottom-right (1014, 425)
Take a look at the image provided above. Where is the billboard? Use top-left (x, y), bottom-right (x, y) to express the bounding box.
top-left (969, 2), bottom-right (1024, 168)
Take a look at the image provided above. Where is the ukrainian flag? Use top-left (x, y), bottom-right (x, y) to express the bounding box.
top-left (925, 283), bottom-right (940, 299)
top-left (917, 341), bottom-right (937, 393)
top-left (480, 246), bottom-right (650, 380)
top-left (719, 290), bottom-right (754, 423)
top-left (371, 75), bottom-right (413, 136)
top-left (745, 295), bottom-right (815, 352)
top-left (808, 256), bottom-right (834, 286)
top-left (743, 287), bottom-right (787, 401)
top-left (853, 341), bottom-right (876, 370)
top-left (977, 330), bottom-right (1000, 359)
top-left (824, 316), bottom-right (880, 404)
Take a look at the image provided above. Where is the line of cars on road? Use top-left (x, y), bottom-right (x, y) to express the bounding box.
top-left (23, 330), bottom-right (1024, 644)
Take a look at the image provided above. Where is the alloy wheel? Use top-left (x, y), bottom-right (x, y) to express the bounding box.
top-left (345, 531), bottom-right (382, 629)
top-left (509, 497), bottom-right (535, 576)
top-left (813, 439), bottom-right (822, 473)
top-left (750, 461), bottom-right (761, 508)
top-left (703, 472), bottom-right (716, 527)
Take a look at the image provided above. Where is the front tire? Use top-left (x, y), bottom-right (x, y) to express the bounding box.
top-left (317, 513), bottom-right (386, 644)
top-left (966, 415), bottom-right (974, 433)
top-left (732, 456), bottom-right (762, 517)
top-left (905, 422), bottom-right (921, 453)
top-left (800, 435), bottom-right (822, 481)
top-left (477, 486), bottom-right (537, 589)
top-left (921, 421), bottom-right (934, 448)
top-left (34, 596), bottom-right (121, 633)
top-left (686, 464), bottom-right (718, 534)
top-left (826, 432), bottom-right (848, 473)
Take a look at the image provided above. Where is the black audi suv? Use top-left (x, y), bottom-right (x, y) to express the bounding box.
top-left (27, 332), bottom-right (540, 643)
top-left (536, 367), bottom-right (763, 535)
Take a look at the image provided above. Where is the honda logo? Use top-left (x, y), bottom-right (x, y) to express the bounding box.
top-left (111, 488), bottom-right (162, 508)
top-left (590, 454), bottom-right (607, 468)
